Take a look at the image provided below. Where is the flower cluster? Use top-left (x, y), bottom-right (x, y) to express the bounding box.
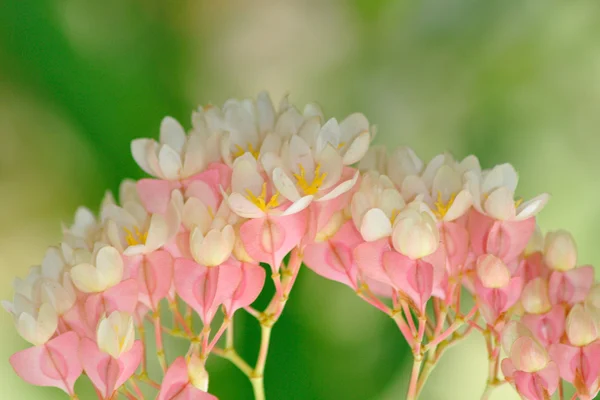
top-left (4, 91), bottom-right (595, 400)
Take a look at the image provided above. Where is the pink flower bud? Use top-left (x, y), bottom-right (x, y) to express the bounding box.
top-left (510, 336), bottom-right (549, 373)
top-left (544, 230), bottom-right (577, 271)
top-left (521, 278), bottom-right (551, 315)
top-left (476, 254), bottom-right (510, 288)
top-left (566, 304), bottom-right (598, 347)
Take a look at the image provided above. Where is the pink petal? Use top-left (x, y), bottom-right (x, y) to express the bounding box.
top-left (239, 212), bottom-right (307, 272)
top-left (521, 305), bottom-right (566, 346)
top-left (137, 179), bottom-right (180, 214)
top-left (354, 238), bottom-right (393, 286)
top-left (158, 357), bottom-right (190, 400)
top-left (548, 343), bottom-right (580, 383)
top-left (60, 304), bottom-right (93, 338)
top-left (383, 252), bottom-right (433, 312)
top-left (10, 332), bottom-right (82, 395)
top-left (548, 266), bottom-right (595, 305)
top-left (85, 279), bottom-right (139, 333)
top-left (468, 210), bottom-right (536, 263)
top-left (80, 338), bottom-right (142, 399)
top-left (223, 262), bottom-right (266, 316)
top-left (303, 221), bottom-right (363, 289)
top-left (439, 221), bottom-right (469, 276)
top-left (174, 258), bottom-right (241, 324)
top-left (581, 342), bottom-right (600, 389)
top-left (135, 251), bottom-right (174, 310)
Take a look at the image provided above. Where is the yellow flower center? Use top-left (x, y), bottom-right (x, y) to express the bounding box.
top-left (233, 143), bottom-right (260, 159)
top-left (390, 209), bottom-right (401, 225)
top-left (293, 163), bottom-right (327, 196)
top-left (245, 182), bottom-right (280, 211)
top-left (124, 226), bottom-right (148, 246)
top-left (433, 191), bottom-right (457, 219)
top-left (514, 198), bottom-right (524, 208)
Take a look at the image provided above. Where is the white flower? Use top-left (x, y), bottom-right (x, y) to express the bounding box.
top-left (359, 145), bottom-right (424, 188)
top-left (544, 230), bottom-right (577, 271)
top-left (267, 131), bottom-right (359, 205)
top-left (467, 163), bottom-right (549, 220)
top-left (224, 153), bottom-right (312, 218)
top-left (131, 116), bottom-right (212, 180)
top-left (400, 153), bottom-right (477, 221)
top-left (351, 171), bottom-right (405, 241)
top-left (391, 200), bottom-right (440, 259)
top-left (97, 311), bottom-right (136, 359)
top-left (104, 189), bottom-right (182, 256)
top-left (2, 267), bottom-right (58, 346)
top-left (182, 194), bottom-right (236, 267)
top-left (70, 246), bottom-right (124, 293)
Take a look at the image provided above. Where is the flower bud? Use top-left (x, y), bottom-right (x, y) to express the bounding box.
top-left (391, 208), bottom-right (439, 259)
top-left (188, 355), bottom-right (209, 391)
top-left (544, 230), bottom-right (577, 271)
top-left (97, 311), bottom-right (136, 359)
top-left (190, 225), bottom-right (235, 267)
top-left (476, 254), bottom-right (510, 289)
top-left (566, 304), bottom-right (598, 347)
top-left (510, 336), bottom-right (549, 373)
top-left (521, 278), bottom-right (551, 315)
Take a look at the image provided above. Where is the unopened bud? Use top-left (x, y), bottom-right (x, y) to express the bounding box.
top-left (510, 336), bottom-right (549, 373)
top-left (544, 230), bottom-right (577, 271)
top-left (566, 304), bottom-right (598, 347)
top-left (476, 254), bottom-right (510, 289)
top-left (521, 278), bottom-right (551, 315)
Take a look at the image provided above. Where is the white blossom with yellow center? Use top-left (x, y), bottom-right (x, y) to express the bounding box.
top-left (103, 186), bottom-right (182, 256)
top-left (467, 162), bottom-right (549, 221)
top-left (351, 171), bottom-right (405, 242)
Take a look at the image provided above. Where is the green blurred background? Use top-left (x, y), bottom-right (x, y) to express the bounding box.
top-left (2, 1), bottom-right (600, 399)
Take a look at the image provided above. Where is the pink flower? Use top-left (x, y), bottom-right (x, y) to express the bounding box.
top-left (158, 357), bottom-right (218, 400)
top-left (10, 332), bottom-right (83, 396)
top-left (501, 322), bottom-right (559, 400)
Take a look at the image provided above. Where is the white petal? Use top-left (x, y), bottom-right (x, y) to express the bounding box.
top-left (317, 171), bottom-right (359, 202)
top-left (388, 146), bottom-right (423, 186)
top-left (183, 133), bottom-right (206, 177)
top-left (274, 107), bottom-right (304, 138)
top-left (256, 91), bottom-right (275, 134)
top-left (131, 139), bottom-right (157, 176)
top-left (432, 165), bottom-right (462, 202)
top-left (95, 246), bottom-right (124, 287)
top-left (443, 190), bottom-right (472, 221)
top-left (401, 175), bottom-right (428, 202)
top-left (360, 208), bottom-right (393, 241)
top-left (458, 155), bottom-right (481, 175)
top-left (282, 195), bottom-right (313, 215)
top-left (484, 187), bottom-right (516, 220)
top-left (339, 113), bottom-right (369, 142)
top-left (227, 193), bottom-right (266, 218)
top-left (70, 263), bottom-right (105, 293)
top-left (273, 167), bottom-right (301, 201)
top-left (297, 117), bottom-right (321, 146)
top-left (183, 197), bottom-right (213, 232)
top-left (421, 153), bottom-right (450, 189)
top-left (498, 163), bottom-right (519, 193)
top-left (158, 145), bottom-right (183, 180)
top-left (358, 145), bottom-right (387, 173)
top-left (259, 133), bottom-right (282, 157)
top-left (303, 103), bottom-right (324, 121)
top-left (41, 247), bottom-right (65, 281)
top-left (351, 191), bottom-right (371, 229)
top-left (516, 193), bottom-right (549, 220)
top-left (317, 144), bottom-right (343, 190)
top-left (142, 214), bottom-right (169, 253)
top-left (231, 154), bottom-right (263, 194)
top-left (316, 118), bottom-right (340, 154)
top-left (219, 131), bottom-right (233, 166)
top-left (342, 131), bottom-right (370, 165)
top-left (288, 135), bottom-right (314, 176)
top-left (160, 116), bottom-right (186, 153)
top-left (380, 188), bottom-right (405, 218)
top-left (260, 152), bottom-right (284, 177)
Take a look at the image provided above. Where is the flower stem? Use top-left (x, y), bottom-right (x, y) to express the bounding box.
top-left (406, 357), bottom-right (423, 400)
top-left (153, 311), bottom-right (167, 374)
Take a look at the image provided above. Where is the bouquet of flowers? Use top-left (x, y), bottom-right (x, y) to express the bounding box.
top-left (5, 92), bottom-right (597, 400)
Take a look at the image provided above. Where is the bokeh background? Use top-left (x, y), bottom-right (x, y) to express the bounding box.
top-left (2, 1), bottom-right (600, 399)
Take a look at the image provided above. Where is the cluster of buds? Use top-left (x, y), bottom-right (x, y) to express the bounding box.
top-left (4, 92), bottom-right (595, 400)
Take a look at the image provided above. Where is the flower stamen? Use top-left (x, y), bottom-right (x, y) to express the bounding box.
top-left (434, 192), bottom-right (457, 219)
top-left (293, 163), bottom-right (327, 196)
top-left (124, 226), bottom-right (148, 246)
top-left (245, 183), bottom-right (280, 211)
